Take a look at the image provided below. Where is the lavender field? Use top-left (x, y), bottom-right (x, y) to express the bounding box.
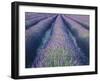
top-left (25, 12), bottom-right (89, 68)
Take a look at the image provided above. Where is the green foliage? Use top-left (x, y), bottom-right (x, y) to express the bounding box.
top-left (43, 47), bottom-right (72, 67)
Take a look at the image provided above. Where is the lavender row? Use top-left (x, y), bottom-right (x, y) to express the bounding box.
top-left (25, 15), bottom-right (57, 68)
top-left (61, 15), bottom-right (89, 64)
